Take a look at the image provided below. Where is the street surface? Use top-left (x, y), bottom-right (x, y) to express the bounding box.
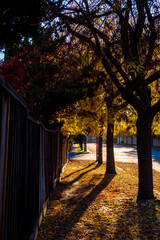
top-left (69, 143), bottom-right (160, 172)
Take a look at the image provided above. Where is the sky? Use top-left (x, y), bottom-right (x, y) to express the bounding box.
top-left (0, 51), bottom-right (4, 61)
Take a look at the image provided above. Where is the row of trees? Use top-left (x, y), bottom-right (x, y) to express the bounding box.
top-left (51, 0), bottom-right (160, 200)
top-left (0, 0), bottom-right (160, 201)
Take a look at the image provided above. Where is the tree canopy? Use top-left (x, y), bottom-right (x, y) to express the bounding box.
top-left (50, 0), bottom-right (160, 200)
top-left (0, 0), bottom-right (45, 57)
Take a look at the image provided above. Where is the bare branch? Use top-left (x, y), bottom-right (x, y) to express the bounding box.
top-left (66, 23), bottom-right (96, 49)
top-left (57, 12), bottom-right (90, 28)
top-left (83, 0), bottom-right (89, 13)
top-left (143, 1), bottom-right (158, 66)
top-left (153, 14), bottom-right (160, 21)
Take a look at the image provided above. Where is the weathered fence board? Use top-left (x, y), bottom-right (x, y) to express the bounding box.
top-left (0, 76), bottom-right (68, 240)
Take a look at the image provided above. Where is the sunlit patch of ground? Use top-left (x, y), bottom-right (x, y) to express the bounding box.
top-left (37, 160), bottom-right (160, 240)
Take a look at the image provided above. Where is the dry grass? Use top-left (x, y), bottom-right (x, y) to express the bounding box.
top-left (37, 160), bottom-right (160, 240)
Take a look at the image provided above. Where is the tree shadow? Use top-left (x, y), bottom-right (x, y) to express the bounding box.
top-left (137, 200), bottom-right (160, 239)
top-left (45, 172), bottom-right (115, 239)
top-left (52, 161), bottom-right (103, 207)
top-left (62, 160), bottom-right (96, 180)
top-left (123, 150), bottom-right (137, 157)
top-left (114, 144), bottom-right (137, 149)
top-left (152, 149), bottom-right (160, 163)
top-left (54, 162), bottom-right (102, 199)
top-left (113, 199), bottom-right (160, 239)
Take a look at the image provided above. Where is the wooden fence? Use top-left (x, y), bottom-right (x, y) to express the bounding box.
top-left (0, 76), bottom-right (68, 240)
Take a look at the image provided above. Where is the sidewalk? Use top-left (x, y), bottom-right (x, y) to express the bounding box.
top-left (37, 159), bottom-right (160, 240)
top-left (68, 144), bottom-right (96, 161)
top-left (69, 143), bottom-right (160, 172)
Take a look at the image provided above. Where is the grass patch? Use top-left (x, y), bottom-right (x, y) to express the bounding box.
top-left (37, 160), bottom-right (160, 240)
top-left (77, 144), bottom-right (89, 154)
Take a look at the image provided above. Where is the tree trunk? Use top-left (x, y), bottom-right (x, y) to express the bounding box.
top-left (84, 135), bottom-right (87, 152)
top-left (96, 135), bottom-right (103, 164)
top-left (137, 112), bottom-right (154, 200)
top-left (96, 137), bottom-right (99, 160)
top-left (106, 122), bottom-right (116, 174)
top-left (79, 140), bottom-right (83, 150)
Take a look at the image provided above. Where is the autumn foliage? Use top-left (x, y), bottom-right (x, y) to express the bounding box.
top-left (37, 159), bottom-right (160, 240)
top-left (0, 56), bottom-right (25, 96)
top-left (0, 35), bottom-right (88, 121)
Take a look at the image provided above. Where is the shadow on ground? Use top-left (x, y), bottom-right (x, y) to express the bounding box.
top-left (57, 175), bottom-right (115, 238)
top-left (38, 161), bottom-right (115, 239)
top-left (113, 199), bottom-right (160, 239)
top-left (37, 160), bottom-right (160, 239)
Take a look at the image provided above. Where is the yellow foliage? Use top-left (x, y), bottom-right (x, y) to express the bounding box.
top-left (152, 113), bottom-right (160, 135)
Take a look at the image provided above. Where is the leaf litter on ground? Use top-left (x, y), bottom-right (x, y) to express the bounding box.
top-left (37, 160), bottom-right (160, 240)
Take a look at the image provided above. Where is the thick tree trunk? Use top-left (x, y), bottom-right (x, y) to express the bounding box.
top-left (106, 122), bottom-right (116, 174)
top-left (96, 135), bottom-right (103, 164)
top-left (137, 112), bottom-right (154, 200)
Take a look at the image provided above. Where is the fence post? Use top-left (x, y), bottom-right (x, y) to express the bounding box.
top-left (56, 132), bottom-right (60, 182)
top-left (39, 126), bottom-right (43, 227)
top-left (0, 94), bottom-right (10, 240)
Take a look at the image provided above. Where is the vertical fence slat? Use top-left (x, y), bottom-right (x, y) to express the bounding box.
top-left (0, 76), bottom-right (69, 240)
top-left (0, 92), bottom-right (10, 240)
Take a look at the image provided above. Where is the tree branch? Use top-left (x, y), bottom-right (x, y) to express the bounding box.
top-left (143, 1), bottom-right (157, 66)
top-left (101, 56), bottom-right (124, 95)
top-left (152, 99), bottom-right (160, 116)
top-left (125, 93), bottom-right (146, 113)
top-left (113, 101), bottom-right (128, 111)
top-left (66, 23), bottom-right (96, 49)
top-left (58, 9), bottom-right (111, 46)
top-left (57, 12), bottom-right (90, 28)
top-left (153, 14), bottom-right (160, 21)
top-left (146, 70), bottom-right (160, 85)
top-left (104, 49), bottom-right (129, 82)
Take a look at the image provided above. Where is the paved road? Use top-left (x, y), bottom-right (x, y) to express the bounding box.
top-left (69, 143), bottom-right (160, 171)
